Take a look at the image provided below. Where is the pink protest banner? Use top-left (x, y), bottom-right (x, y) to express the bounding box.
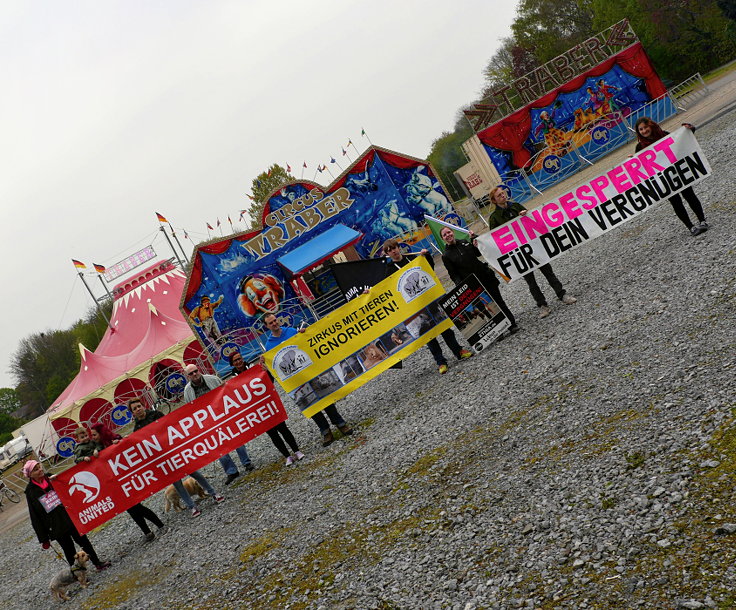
top-left (476, 127), bottom-right (712, 281)
top-left (53, 366), bottom-right (285, 535)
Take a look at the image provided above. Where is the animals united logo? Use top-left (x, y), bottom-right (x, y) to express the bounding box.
top-left (68, 472), bottom-right (101, 504)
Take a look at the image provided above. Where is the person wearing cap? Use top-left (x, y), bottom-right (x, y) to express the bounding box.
top-left (182, 363), bottom-right (255, 485)
top-left (23, 460), bottom-right (111, 570)
top-left (382, 238), bottom-right (474, 374)
top-left (129, 397), bottom-right (224, 517)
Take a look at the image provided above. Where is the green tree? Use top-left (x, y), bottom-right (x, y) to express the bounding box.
top-left (512, 0), bottom-right (595, 64)
top-left (0, 412), bottom-right (26, 445)
top-left (0, 388), bottom-right (20, 415)
top-left (245, 164), bottom-right (296, 228)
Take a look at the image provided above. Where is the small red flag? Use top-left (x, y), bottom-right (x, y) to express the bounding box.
top-left (155, 212), bottom-right (168, 223)
top-left (303, 161), bottom-right (307, 168)
top-left (217, 218), bottom-right (221, 227)
top-left (286, 164), bottom-right (292, 173)
top-left (207, 223), bottom-right (214, 230)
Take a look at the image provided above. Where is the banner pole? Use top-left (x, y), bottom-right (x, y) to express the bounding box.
top-left (159, 226), bottom-right (185, 268)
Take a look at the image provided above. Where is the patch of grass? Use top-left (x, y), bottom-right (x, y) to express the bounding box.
top-left (405, 446), bottom-right (447, 476)
top-left (81, 565), bottom-right (174, 609)
top-left (625, 451), bottom-right (646, 470)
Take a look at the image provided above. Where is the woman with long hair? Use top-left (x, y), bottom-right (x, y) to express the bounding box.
top-left (634, 117), bottom-right (709, 236)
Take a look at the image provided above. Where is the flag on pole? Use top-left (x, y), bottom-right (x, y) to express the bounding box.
top-left (239, 210), bottom-right (246, 221)
top-left (423, 215), bottom-right (470, 253)
top-left (246, 194), bottom-right (255, 201)
top-left (256, 179), bottom-right (262, 188)
top-left (330, 157), bottom-right (336, 164)
top-left (317, 165), bottom-right (323, 173)
top-left (216, 218), bottom-right (221, 227)
top-left (342, 147), bottom-right (347, 156)
top-left (155, 212), bottom-right (168, 223)
top-left (303, 161), bottom-right (307, 168)
top-left (93, 263), bottom-right (106, 273)
top-left (184, 230), bottom-right (190, 241)
top-left (361, 128), bottom-right (366, 136)
top-left (207, 223), bottom-right (214, 230)
top-left (72, 259), bottom-right (86, 269)
top-left (228, 215), bottom-right (233, 227)
top-left (347, 139), bottom-right (353, 146)
top-left (286, 164), bottom-right (292, 173)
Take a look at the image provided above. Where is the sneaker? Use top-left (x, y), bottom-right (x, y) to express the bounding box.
top-left (561, 294), bottom-right (577, 305)
top-left (285, 456), bottom-right (295, 466)
top-left (244, 463), bottom-right (255, 472)
top-left (214, 494), bottom-right (225, 504)
top-left (191, 507), bottom-right (201, 518)
top-left (698, 220), bottom-right (709, 231)
top-left (538, 305), bottom-right (551, 318)
top-left (95, 561), bottom-right (112, 571)
top-left (690, 225), bottom-right (704, 236)
top-left (144, 532), bottom-right (155, 543)
top-left (338, 424), bottom-right (353, 436)
top-left (458, 349), bottom-right (473, 360)
top-left (438, 364), bottom-right (448, 375)
top-left (322, 430), bottom-right (334, 447)
top-left (294, 451), bottom-right (305, 461)
top-left (224, 472), bottom-right (239, 486)
top-left (157, 525), bottom-right (168, 536)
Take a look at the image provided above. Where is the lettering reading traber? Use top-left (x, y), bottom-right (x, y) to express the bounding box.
top-left (307, 290), bottom-right (398, 359)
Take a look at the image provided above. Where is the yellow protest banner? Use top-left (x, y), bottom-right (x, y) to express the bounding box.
top-left (263, 256), bottom-right (454, 417)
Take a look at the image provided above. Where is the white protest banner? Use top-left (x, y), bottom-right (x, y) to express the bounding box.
top-left (477, 127), bottom-right (712, 281)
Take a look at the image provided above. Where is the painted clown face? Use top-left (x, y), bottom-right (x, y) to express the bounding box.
top-left (237, 273), bottom-right (285, 316)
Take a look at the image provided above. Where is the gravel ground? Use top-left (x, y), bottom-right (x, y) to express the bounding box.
top-left (1, 111), bottom-right (735, 610)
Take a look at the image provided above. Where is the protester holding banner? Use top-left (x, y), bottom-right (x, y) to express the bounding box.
top-left (88, 423), bottom-right (166, 542)
top-left (488, 186), bottom-right (577, 319)
top-left (439, 227), bottom-right (519, 334)
top-left (260, 313), bottom-right (353, 447)
top-left (229, 351), bottom-right (305, 466)
top-left (634, 117), bottom-right (709, 236)
top-left (182, 363), bottom-right (255, 485)
top-left (382, 238), bottom-right (473, 374)
top-left (23, 460), bottom-right (112, 570)
top-left (130, 398), bottom-right (224, 517)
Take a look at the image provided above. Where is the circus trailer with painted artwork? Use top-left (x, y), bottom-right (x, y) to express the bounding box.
top-left (463, 20), bottom-right (676, 204)
top-left (181, 146), bottom-right (465, 377)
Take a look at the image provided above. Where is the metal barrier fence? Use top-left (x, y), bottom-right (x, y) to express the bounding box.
top-left (668, 73), bottom-right (710, 110)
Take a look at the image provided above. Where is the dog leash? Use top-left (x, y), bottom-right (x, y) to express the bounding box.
top-left (49, 542), bottom-right (65, 562)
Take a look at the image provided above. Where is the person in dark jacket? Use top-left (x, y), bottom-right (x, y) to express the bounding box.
top-left (23, 460), bottom-right (111, 570)
top-left (88, 422), bottom-right (165, 542)
top-left (129, 398), bottom-right (223, 518)
top-left (382, 238), bottom-right (473, 374)
top-left (439, 226), bottom-right (519, 335)
top-left (634, 117), bottom-right (708, 236)
top-left (489, 186), bottom-right (577, 318)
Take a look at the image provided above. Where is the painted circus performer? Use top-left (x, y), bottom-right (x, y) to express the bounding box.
top-left (189, 295), bottom-right (225, 345)
top-left (488, 186), bottom-right (577, 318)
top-left (237, 273), bottom-right (285, 317)
top-left (596, 79), bottom-right (619, 113)
top-left (634, 118), bottom-right (709, 236)
top-left (535, 104), bottom-right (571, 157)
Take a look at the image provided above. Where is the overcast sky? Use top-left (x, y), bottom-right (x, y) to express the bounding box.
top-left (0, 0), bottom-right (517, 391)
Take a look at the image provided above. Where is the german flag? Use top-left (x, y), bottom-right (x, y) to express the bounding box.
top-left (156, 212), bottom-right (168, 223)
top-left (72, 259), bottom-right (86, 269)
top-left (93, 263), bottom-right (106, 273)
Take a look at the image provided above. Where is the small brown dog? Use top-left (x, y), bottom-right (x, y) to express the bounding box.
top-left (163, 477), bottom-right (207, 512)
top-left (50, 550), bottom-right (89, 601)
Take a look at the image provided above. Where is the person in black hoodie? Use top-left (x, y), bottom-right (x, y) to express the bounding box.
top-left (439, 226), bottom-right (518, 336)
top-left (23, 459), bottom-right (111, 570)
top-left (382, 238), bottom-right (473, 374)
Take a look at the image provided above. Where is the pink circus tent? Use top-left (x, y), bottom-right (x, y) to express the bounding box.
top-left (47, 260), bottom-right (207, 431)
